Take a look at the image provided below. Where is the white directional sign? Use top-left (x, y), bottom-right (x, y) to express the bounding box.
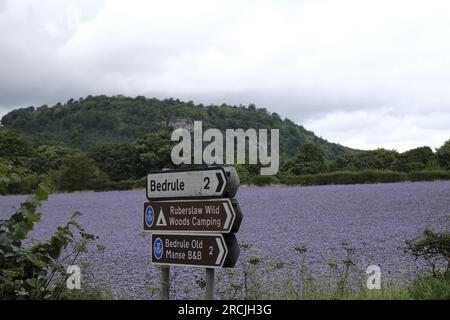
top-left (147, 167), bottom-right (239, 200)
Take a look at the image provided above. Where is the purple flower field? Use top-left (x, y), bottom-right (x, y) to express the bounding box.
top-left (1, 181), bottom-right (449, 299)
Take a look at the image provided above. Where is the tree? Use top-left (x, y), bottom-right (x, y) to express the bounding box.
top-left (30, 145), bottom-right (73, 174)
top-left (133, 131), bottom-right (174, 177)
top-left (406, 225), bottom-right (450, 276)
top-left (335, 154), bottom-right (360, 170)
top-left (355, 149), bottom-right (398, 170)
top-left (88, 144), bottom-right (140, 181)
top-left (0, 130), bottom-right (33, 166)
top-left (393, 146), bottom-right (436, 172)
top-left (0, 106), bottom-right (34, 129)
top-left (55, 153), bottom-right (110, 191)
top-left (283, 143), bottom-right (326, 175)
top-left (437, 140), bottom-right (450, 170)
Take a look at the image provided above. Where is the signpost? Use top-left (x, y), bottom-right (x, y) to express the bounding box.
top-left (144, 166), bottom-right (242, 300)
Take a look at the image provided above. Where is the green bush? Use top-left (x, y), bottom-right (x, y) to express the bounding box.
top-left (405, 227), bottom-right (450, 276)
top-left (286, 170), bottom-right (407, 186)
top-left (283, 143), bottom-right (326, 175)
top-left (52, 153), bottom-right (111, 192)
top-left (134, 176), bottom-right (147, 188)
top-left (286, 169), bottom-right (450, 187)
top-left (7, 173), bottom-right (43, 194)
top-left (407, 170), bottom-right (450, 182)
top-left (405, 223), bottom-right (450, 299)
top-left (409, 273), bottom-right (450, 300)
top-left (0, 163), bottom-right (99, 299)
top-left (0, 163), bottom-right (22, 194)
top-left (251, 175), bottom-right (279, 186)
top-left (112, 179), bottom-right (137, 191)
top-left (109, 177), bottom-right (146, 190)
top-left (437, 139), bottom-right (450, 170)
top-left (232, 165), bottom-right (253, 185)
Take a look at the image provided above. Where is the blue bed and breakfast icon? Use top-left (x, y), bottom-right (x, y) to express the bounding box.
top-left (145, 205), bottom-right (154, 227)
top-left (154, 237), bottom-right (163, 260)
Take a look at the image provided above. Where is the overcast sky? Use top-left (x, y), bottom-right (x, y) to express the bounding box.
top-left (1, 0), bottom-right (449, 151)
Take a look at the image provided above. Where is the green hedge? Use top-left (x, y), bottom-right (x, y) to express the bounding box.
top-left (286, 170), bottom-right (450, 186)
top-left (109, 177), bottom-right (146, 191)
top-left (8, 170), bottom-right (450, 194)
top-left (251, 175), bottom-right (280, 186)
top-left (408, 170), bottom-right (450, 182)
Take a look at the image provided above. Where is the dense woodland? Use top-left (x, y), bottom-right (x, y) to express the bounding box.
top-left (1, 95), bottom-right (450, 193)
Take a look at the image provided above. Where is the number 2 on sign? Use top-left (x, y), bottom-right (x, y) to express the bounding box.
top-left (209, 246), bottom-right (213, 255)
top-left (204, 177), bottom-right (210, 189)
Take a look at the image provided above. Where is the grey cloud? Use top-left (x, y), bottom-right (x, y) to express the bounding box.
top-left (1, 0), bottom-right (450, 151)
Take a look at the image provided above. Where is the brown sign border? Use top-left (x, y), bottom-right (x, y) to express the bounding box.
top-left (143, 198), bottom-right (242, 234)
top-left (151, 233), bottom-right (230, 268)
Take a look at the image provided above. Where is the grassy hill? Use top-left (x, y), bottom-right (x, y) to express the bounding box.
top-left (0, 95), bottom-right (357, 162)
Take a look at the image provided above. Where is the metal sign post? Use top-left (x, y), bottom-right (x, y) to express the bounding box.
top-left (160, 266), bottom-right (170, 300)
top-left (205, 268), bottom-right (215, 300)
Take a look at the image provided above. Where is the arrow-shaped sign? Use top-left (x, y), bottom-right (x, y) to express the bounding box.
top-left (143, 199), bottom-right (242, 233)
top-left (146, 167), bottom-right (239, 200)
top-left (151, 233), bottom-right (239, 268)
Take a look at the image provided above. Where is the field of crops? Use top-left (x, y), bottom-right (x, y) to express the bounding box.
top-left (1, 181), bottom-right (449, 299)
